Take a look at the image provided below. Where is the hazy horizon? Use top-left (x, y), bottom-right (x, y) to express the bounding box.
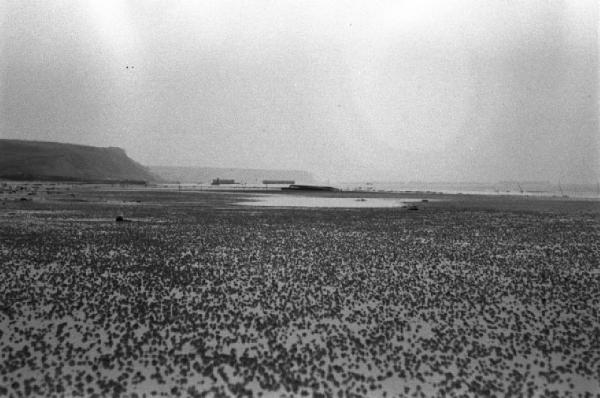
top-left (2, 0), bottom-right (598, 183)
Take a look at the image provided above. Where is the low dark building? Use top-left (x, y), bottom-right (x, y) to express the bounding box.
top-left (263, 180), bottom-right (295, 185)
top-left (282, 184), bottom-right (340, 192)
top-left (211, 178), bottom-right (236, 185)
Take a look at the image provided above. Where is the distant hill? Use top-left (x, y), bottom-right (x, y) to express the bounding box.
top-left (151, 166), bottom-right (316, 184)
top-left (0, 139), bottom-right (159, 183)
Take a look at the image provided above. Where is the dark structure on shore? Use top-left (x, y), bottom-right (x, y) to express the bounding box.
top-left (263, 180), bottom-right (295, 185)
top-left (211, 178), bottom-right (236, 185)
top-left (283, 184), bottom-right (340, 192)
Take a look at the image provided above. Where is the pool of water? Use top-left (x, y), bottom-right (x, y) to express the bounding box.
top-left (239, 194), bottom-right (425, 208)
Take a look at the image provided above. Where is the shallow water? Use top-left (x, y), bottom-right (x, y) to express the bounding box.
top-left (239, 195), bottom-right (424, 208)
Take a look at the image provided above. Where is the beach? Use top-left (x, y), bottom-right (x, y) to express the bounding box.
top-left (1, 185), bottom-right (599, 397)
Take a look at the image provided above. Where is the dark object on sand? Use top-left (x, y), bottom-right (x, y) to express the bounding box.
top-left (408, 205), bottom-right (419, 210)
top-left (20, 197), bottom-right (29, 201)
top-left (421, 199), bottom-right (429, 203)
top-left (283, 184), bottom-right (340, 192)
top-left (212, 178), bottom-right (236, 185)
top-left (116, 216), bottom-right (132, 222)
top-left (263, 180), bottom-right (295, 185)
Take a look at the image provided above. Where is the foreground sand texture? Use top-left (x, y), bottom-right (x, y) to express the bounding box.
top-left (1, 187), bottom-right (599, 397)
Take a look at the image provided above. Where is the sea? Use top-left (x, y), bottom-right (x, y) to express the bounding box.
top-left (152, 181), bottom-right (599, 200)
top-left (336, 181), bottom-right (600, 200)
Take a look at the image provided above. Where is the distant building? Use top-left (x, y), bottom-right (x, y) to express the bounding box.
top-left (262, 180), bottom-right (295, 185)
top-left (212, 178), bottom-right (236, 185)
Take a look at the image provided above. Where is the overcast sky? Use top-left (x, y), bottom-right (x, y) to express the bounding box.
top-left (1, 0), bottom-right (598, 182)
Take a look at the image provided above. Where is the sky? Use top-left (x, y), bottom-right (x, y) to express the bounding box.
top-left (1, 0), bottom-right (598, 182)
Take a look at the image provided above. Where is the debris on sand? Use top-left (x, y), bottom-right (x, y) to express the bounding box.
top-left (2, 190), bottom-right (599, 397)
top-left (115, 215), bottom-right (132, 222)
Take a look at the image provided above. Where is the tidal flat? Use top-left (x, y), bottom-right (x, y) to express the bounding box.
top-left (1, 186), bottom-right (599, 397)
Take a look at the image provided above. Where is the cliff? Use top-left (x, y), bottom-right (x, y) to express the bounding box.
top-left (0, 139), bottom-right (159, 183)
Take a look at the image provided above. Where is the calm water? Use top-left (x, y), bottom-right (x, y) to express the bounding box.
top-left (239, 195), bottom-right (424, 208)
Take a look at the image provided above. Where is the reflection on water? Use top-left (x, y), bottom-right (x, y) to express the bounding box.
top-left (239, 195), bottom-right (424, 208)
